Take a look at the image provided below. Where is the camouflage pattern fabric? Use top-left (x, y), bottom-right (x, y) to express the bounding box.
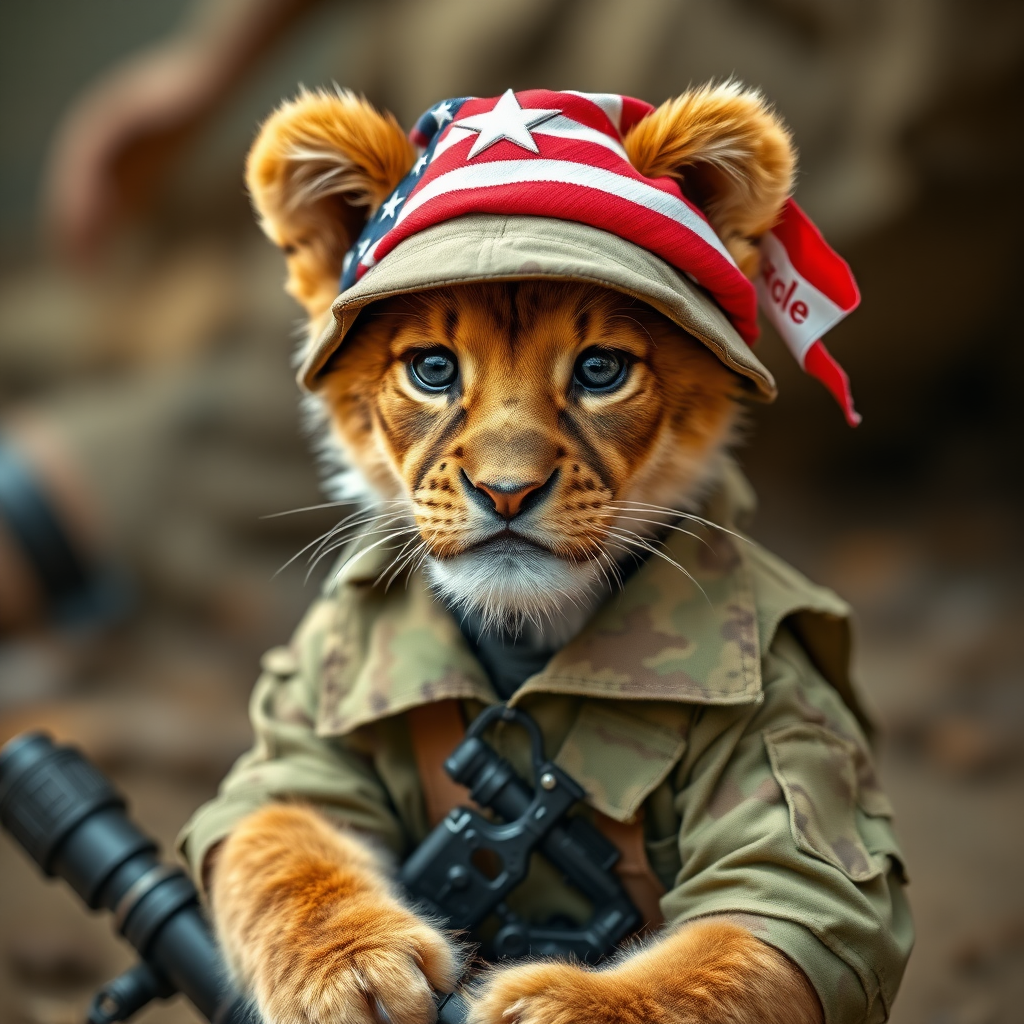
top-left (179, 465), bottom-right (912, 1024)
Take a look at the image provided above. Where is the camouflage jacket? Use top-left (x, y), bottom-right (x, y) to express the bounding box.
top-left (178, 467), bottom-right (912, 1024)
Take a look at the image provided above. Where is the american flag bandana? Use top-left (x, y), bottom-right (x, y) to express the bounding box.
top-left (340, 88), bottom-right (861, 424)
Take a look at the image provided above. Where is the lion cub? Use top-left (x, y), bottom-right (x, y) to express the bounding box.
top-left (197, 84), bottom-right (863, 1024)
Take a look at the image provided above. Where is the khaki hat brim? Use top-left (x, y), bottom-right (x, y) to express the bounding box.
top-left (299, 214), bottom-right (776, 401)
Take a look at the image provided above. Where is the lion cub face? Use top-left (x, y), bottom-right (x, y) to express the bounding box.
top-left (319, 281), bottom-right (740, 628)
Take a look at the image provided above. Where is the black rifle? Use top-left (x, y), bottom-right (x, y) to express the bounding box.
top-left (0, 732), bottom-right (468, 1024)
top-left (0, 707), bottom-right (640, 1022)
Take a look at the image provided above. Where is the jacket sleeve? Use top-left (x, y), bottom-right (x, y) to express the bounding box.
top-left (176, 596), bottom-right (407, 892)
top-left (661, 624), bottom-right (913, 1024)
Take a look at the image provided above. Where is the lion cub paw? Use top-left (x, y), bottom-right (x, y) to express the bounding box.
top-left (468, 961), bottom-right (652, 1024)
top-left (254, 900), bottom-right (457, 1024)
top-left (211, 805), bottom-right (460, 1024)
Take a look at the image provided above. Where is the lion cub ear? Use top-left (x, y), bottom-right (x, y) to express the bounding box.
top-left (624, 82), bottom-right (795, 279)
top-left (246, 89), bottom-right (415, 321)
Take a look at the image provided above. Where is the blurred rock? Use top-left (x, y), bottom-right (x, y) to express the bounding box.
top-left (0, 243), bottom-right (240, 396)
top-left (953, 917), bottom-right (1024, 976)
top-left (923, 714), bottom-right (1015, 778)
top-left (7, 931), bottom-right (104, 988)
top-left (0, 642), bottom-right (76, 712)
top-left (818, 527), bottom-right (928, 626)
top-left (0, 692), bottom-right (251, 781)
top-left (18, 996), bottom-right (89, 1024)
top-left (925, 998), bottom-right (998, 1024)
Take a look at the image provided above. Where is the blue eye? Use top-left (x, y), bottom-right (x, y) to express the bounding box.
top-left (574, 348), bottom-right (628, 391)
top-left (410, 349), bottom-right (458, 391)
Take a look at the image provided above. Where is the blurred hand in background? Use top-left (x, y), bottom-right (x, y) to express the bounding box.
top-left (45, 41), bottom-right (224, 265)
top-left (43, 0), bottom-right (320, 265)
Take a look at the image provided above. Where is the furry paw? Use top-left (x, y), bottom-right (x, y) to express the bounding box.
top-left (253, 900), bottom-right (458, 1024)
top-left (467, 918), bottom-right (824, 1024)
top-left (211, 805), bottom-right (461, 1024)
top-left (468, 961), bottom-right (658, 1024)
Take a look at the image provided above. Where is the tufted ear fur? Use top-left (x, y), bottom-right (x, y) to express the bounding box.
top-left (624, 81), bottom-right (795, 279)
top-left (246, 89), bottom-right (416, 323)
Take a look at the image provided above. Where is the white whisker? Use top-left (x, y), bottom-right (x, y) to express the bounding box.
top-left (607, 501), bottom-right (749, 544)
top-left (328, 528), bottom-right (422, 589)
top-left (304, 510), bottom-right (413, 570)
top-left (274, 503), bottom-right (413, 579)
top-left (607, 513), bottom-right (712, 549)
top-left (377, 536), bottom-right (427, 590)
top-left (606, 529), bottom-right (711, 606)
top-left (309, 524), bottom-right (418, 580)
top-left (260, 498), bottom-right (406, 520)
top-left (390, 541), bottom-right (427, 589)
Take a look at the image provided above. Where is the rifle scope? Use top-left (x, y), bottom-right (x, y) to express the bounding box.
top-left (0, 731), bottom-right (468, 1024)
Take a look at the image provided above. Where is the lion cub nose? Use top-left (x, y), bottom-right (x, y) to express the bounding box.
top-left (473, 478), bottom-right (547, 520)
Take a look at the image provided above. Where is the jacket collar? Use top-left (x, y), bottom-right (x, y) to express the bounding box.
top-left (314, 463), bottom-right (782, 737)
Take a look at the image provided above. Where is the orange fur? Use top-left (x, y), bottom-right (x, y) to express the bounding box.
top-left (469, 918), bottom-right (822, 1024)
top-left (624, 82), bottom-right (795, 278)
top-left (210, 804), bottom-right (460, 1024)
top-left (246, 89), bottom-right (415, 321)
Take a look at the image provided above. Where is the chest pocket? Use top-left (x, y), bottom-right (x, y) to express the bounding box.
top-left (553, 700), bottom-right (691, 823)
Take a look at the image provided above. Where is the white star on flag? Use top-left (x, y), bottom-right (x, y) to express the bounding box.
top-left (412, 153), bottom-right (429, 175)
top-left (430, 101), bottom-right (453, 127)
top-left (356, 237), bottom-right (372, 258)
top-left (454, 89), bottom-right (561, 159)
top-left (379, 192), bottom-right (404, 218)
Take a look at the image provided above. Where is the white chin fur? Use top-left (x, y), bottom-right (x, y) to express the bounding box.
top-left (425, 539), bottom-right (608, 641)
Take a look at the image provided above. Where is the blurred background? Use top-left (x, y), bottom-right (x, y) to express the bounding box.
top-left (0, 1), bottom-right (1022, 1022)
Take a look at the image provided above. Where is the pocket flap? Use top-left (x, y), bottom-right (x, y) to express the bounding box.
top-left (765, 722), bottom-right (886, 882)
top-left (555, 701), bottom-right (690, 822)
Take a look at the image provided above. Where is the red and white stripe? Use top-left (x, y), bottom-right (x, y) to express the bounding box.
top-left (354, 90), bottom-right (863, 424)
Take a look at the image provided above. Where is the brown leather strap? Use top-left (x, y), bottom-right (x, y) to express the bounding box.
top-left (406, 700), bottom-right (473, 827)
top-left (594, 810), bottom-right (666, 928)
top-left (405, 700), bottom-right (665, 929)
